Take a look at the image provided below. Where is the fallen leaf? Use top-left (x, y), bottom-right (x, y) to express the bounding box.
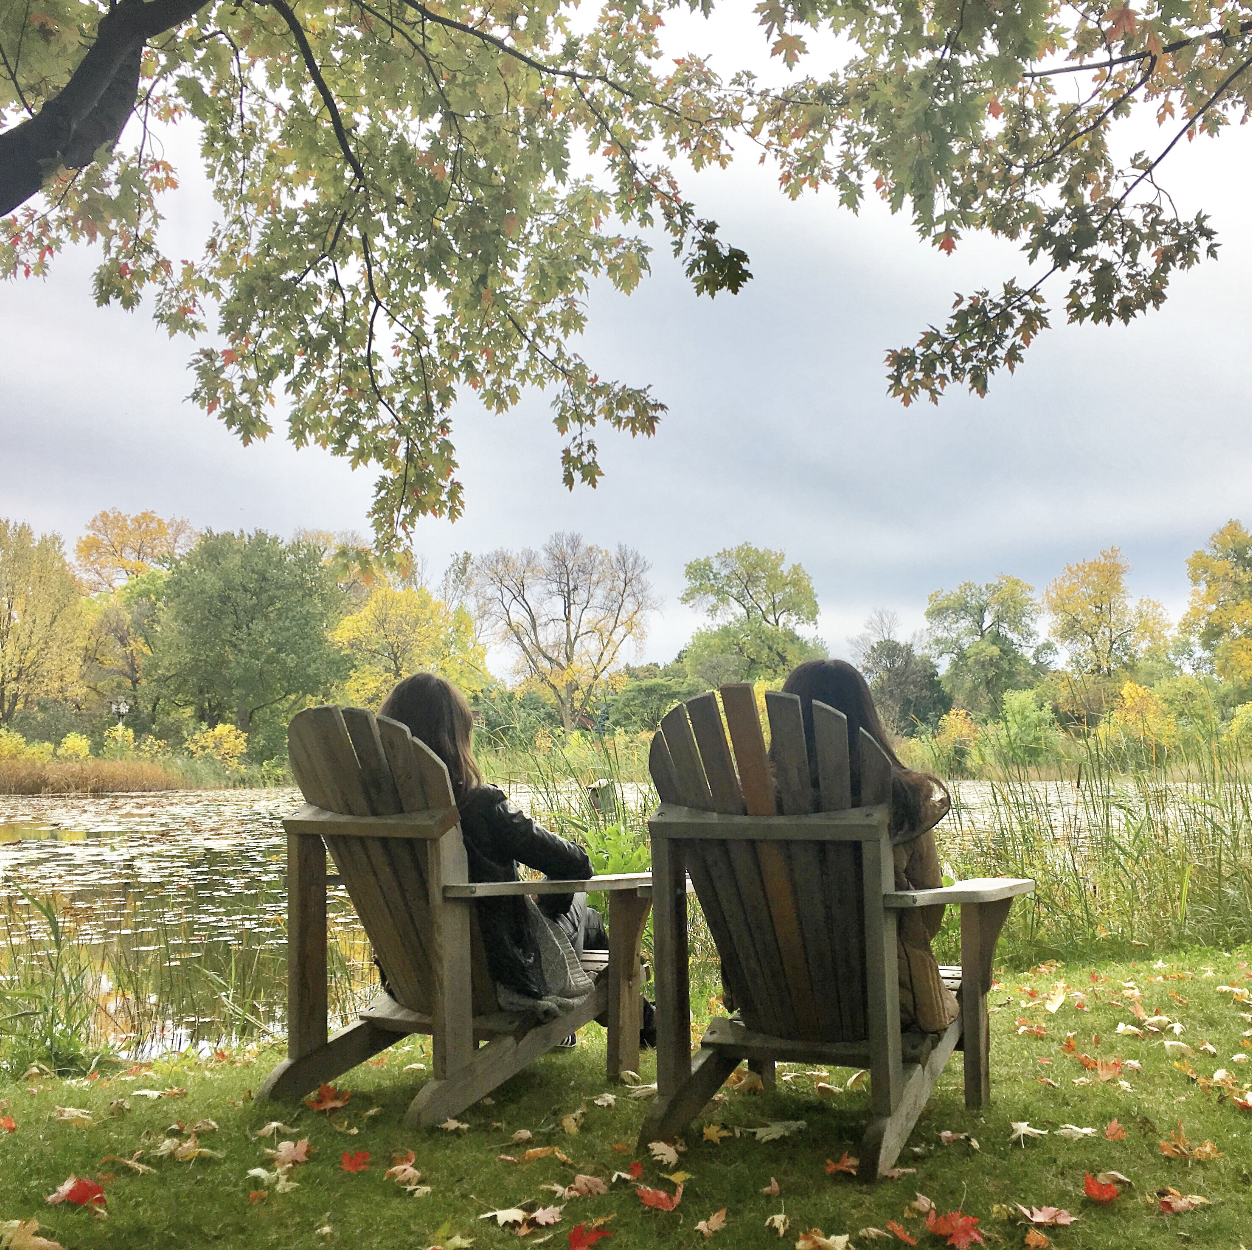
top-left (1045, 984), bottom-right (1067, 1013)
top-left (306, 1083), bottom-right (351, 1113)
top-left (481, 1209), bottom-right (531, 1226)
top-left (340, 1150), bottom-right (371, 1173)
top-left (885, 1220), bottom-right (917, 1245)
top-left (766, 1213), bottom-right (789, 1237)
top-left (1104, 1119), bottom-right (1127, 1141)
top-left (727, 1067), bottom-right (765, 1093)
top-left (1083, 1173), bottom-right (1119, 1204)
top-left (0, 1116), bottom-right (15, 1133)
top-left (512, 1129), bottom-right (533, 1142)
top-left (795, 1229), bottom-right (850, 1250)
top-left (1009, 1123), bottom-right (1048, 1146)
top-left (910, 1194), bottom-right (935, 1215)
top-left (529, 1206), bottom-right (564, 1227)
top-left (751, 1121), bottom-right (806, 1141)
top-left (825, 1153), bottom-right (858, 1176)
top-left (649, 1141), bottom-right (679, 1167)
top-left (1156, 1187), bottom-right (1210, 1214)
top-left (266, 1139), bottom-right (313, 1168)
top-left (1054, 1125), bottom-right (1096, 1140)
top-left (1159, 1121), bottom-right (1222, 1161)
top-left (845, 1070), bottom-right (869, 1091)
top-left (592, 1094), bottom-right (616, 1108)
top-left (0, 1219), bottom-right (66, 1249)
top-left (248, 1190), bottom-right (268, 1204)
top-left (385, 1151), bottom-right (425, 1192)
top-left (561, 1109), bottom-right (585, 1135)
top-left (1014, 1206), bottom-right (1076, 1227)
top-left (696, 1209), bottom-right (727, 1237)
top-left (1094, 1171), bottom-right (1133, 1188)
top-left (567, 1175), bottom-right (608, 1198)
top-left (53, 1107), bottom-right (92, 1128)
top-left (1023, 1230), bottom-right (1049, 1249)
top-left (568, 1224), bottom-right (612, 1250)
top-left (703, 1124), bottom-right (732, 1144)
top-left (45, 1176), bottom-right (106, 1209)
top-left (661, 1171), bottom-right (692, 1185)
top-left (925, 1209), bottom-right (983, 1248)
top-left (98, 1152), bottom-right (155, 1175)
top-left (439, 1118), bottom-right (470, 1133)
top-left (636, 1183), bottom-right (683, 1211)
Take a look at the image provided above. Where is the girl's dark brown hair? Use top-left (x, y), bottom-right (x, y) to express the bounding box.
top-left (378, 673), bottom-right (482, 800)
top-left (780, 658), bottom-right (950, 842)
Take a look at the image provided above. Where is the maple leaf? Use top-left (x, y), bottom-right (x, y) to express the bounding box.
top-left (1094, 1171), bottom-right (1133, 1189)
top-left (305, 1083), bottom-right (351, 1112)
top-left (99, 1152), bottom-right (155, 1175)
top-left (1023, 1231), bottom-right (1049, 1250)
top-left (385, 1152), bottom-right (425, 1192)
top-left (249, 1190), bottom-right (268, 1204)
top-left (925, 1209), bottom-right (983, 1248)
top-left (1083, 1173), bottom-right (1118, 1204)
top-left (592, 1094), bottom-right (616, 1108)
top-left (0, 1219), bottom-right (65, 1250)
top-left (561, 1108), bottom-right (585, 1135)
top-left (340, 1150), bottom-right (371, 1173)
top-left (696, 1209), bottom-right (727, 1237)
top-left (937, 234), bottom-right (957, 256)
top-left (648, 1141), bottom-right (679, 1166)
top-left (567, 1175), bottom-right (608, 1198)
top-left (530, 1206), bottom-right (563, 1226)
top-left (796, 1230), bottom-right (851, 1250)
top-left (0, 1116), bottom-right (16, 1132)
top-left (1157, 1187), bottom-right (1209, 1213)
top-left (1015, 1207), bottom-right (1076, 1227)
top-left (766, 1213), bottom-right (789, 1237)
top-left (568, 1224), bottom-right (612, 1250)
top-left (1105, 6), bottom-right (1137, 41)
top-left (439, 1118), bottom-right (470, 1133)
top-left (1009, 1122), bottom-right (1048, 1146)
top-left (53, 1107), bottom-right (92, 1128)
top-left (825, 1153), bottom-right (858, 1175)
top-left (752, 1121), bottom-right (806, 1141)
top-left (636, 1183), bottom-right (683, 1211)
top-left (1054, 1125), bottom-right (1095, 1140)
top-left (267, 1139), bottom-right (313, 1167)
top-left (762, 1177), bottom-right (780, 1195)
top-left (910, 1194), bottom-right (934, 1215)
top-left (1159, 1121), bottom-right (1222, 1161)
top-left (885, 1220), bottom-right (917, 1245)
top-left (1104, 1118), bottom-right (1127, 1141)
top-left (1044, 984), bottom-right (1067, 1013)
top-left (512, 1129), bottom-right (533, 1142)
top-left (987, 96), bottom-right (1004, 120)
top-left (481, 1209), bottom-right (530, 1226)
top-left (45, 1176), bottom-right (106, 1209)
top-left (703, 1124), bottom-right (732, 1144)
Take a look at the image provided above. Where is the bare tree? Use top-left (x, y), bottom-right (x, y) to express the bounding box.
top-left (472, 533), bottom-right (657, 730)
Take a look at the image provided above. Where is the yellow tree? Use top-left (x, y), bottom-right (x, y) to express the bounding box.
top-left (0, 519), bottom-right (84, 722)
top-left (333, 582), bottom-right (487, 708)
top-left (1043, 548), bottom-right (1169, 678)
top-left (472, 533), bottom-right (657, 730)
top-left (1182, 520), bottom-right (1252, 684)
top-left (75, 509), bottom-right (197, 592)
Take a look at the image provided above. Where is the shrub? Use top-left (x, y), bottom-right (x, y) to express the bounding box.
top-left (185, 723), bottom-right (249, 771)
top-left (57, 732), bottom-right (92, 759)
top-left (101, 723), bottom-right (136, 759)
top-left (0, 728), bottom-right (27, 760)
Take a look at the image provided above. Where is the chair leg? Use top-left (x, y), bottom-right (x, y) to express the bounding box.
top-left (960, 899), bottom-right (1009, 1108)
top-left (858, 1016), bottom-right (962, 1182)
top-left (259, 1020), bottom-right (394, 1102)
top-left (607, 891), bottom-right (651, 1080)
top-left (635, 1048), bottom-right (741, 1150)
top-left (749, 1058), bottom-right (776, 1091)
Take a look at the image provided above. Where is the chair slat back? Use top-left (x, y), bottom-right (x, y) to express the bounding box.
top-left (651, 687), bottom-right (894, 1044)
top-left (288, 706), bottom-right (496, 1018)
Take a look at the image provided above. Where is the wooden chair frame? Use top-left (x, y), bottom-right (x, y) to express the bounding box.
top-left (638, 686), bottom-right (1033, 1179)
top-left (259, 706), bottom-right (654, 1127)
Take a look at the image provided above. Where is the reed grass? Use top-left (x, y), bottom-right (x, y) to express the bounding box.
top-left (0, 758), bottom-right (187, 795)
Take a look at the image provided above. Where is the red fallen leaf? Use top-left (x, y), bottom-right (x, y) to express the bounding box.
top-left (1084, 1173), bottom-right (1119, 1204)
top-left (1016, 1019), bottom-right (1046, 1038)
top-left (569, 1224), bottom-right (613, 1250)
top-left (0, 1115), bottom-right (15, 1132)
top-left (885, 1220), bottom-right (917, 1245)
top-left (1062, 1033), bottom-right (1077, 1053)
top-left (46, 1175), bottom-right (106, 1208)
top-left (825, 1152), bottom-right (858, 1175)
top-left (1234, 1095), bottom-right (1252, 1111)
top-left (628, 1162), bottom-right (643, 1179)
top-left (637, 1183), bottom-right (683, 1211)
top-left (340, 1151), bottom-right (371, 1173)
top-left (938, 234), bottom-right (956, 255)
top-left (926, 1210), bottom-right (983, 1248)
top-left (307, 1083), bottom-right (351, 1112)
top-left (1105, 1119), bottom-right (1127, 1141)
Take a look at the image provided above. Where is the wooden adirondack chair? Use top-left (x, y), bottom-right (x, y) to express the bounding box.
top-left (639, 686), bottom-right (1034, 1179)
top-left (259, 705), bottom-right (653, 1127)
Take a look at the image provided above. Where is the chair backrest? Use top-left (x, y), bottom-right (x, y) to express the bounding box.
top-left (287, 705), bottom-right (497, 1017)
top-left (649, 685), bottom-right (893, 1045)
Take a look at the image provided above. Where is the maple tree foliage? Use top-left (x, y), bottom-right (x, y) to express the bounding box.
top-left (5, 2), bottom-right (1252, 544)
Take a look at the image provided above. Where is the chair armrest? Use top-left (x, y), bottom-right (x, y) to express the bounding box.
top-left (444, 873), bottom-right (655, 899)
top-left (882, 877), bottom-right (1035, 908)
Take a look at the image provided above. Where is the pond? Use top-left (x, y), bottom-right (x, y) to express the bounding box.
top-left (0, 790), bottom-right (374, 1060)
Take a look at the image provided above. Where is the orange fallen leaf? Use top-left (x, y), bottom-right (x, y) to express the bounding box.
top-left (636, 1183), bottom-right (683, 1211)
top-left (1104, 1119), bottom-right (1127, 1141)
top-left (1023, 1231), bottom-right (1049, 1249)
top-left (825, 1153), bottom-right (858, 1176)
top-left (568, 1224), bottom-right (613, 1250)
top-left (1083, 1173), bottom-right (1118, 1204)
top-left (886, 1220), bottom-right (917, 1245)
top-left (306, 1083), bottom-right (351, 1113)
top-left (925, 1209), bottom-right (983, 1248)
top-left (0, 1115), bottom-right (15, 1132)
top-left (249, 1189), bottom-right (268, 1204)
top-left (341, 1150), bottom-right (371, 1173)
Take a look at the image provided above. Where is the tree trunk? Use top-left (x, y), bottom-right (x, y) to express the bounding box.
top-left (0, 0), bottom-right (210, 216)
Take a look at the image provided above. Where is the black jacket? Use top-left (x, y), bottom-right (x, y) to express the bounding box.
top-left (457, 785), bottom-right (592, 999)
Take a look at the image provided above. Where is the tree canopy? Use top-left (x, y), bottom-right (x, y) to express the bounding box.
top-left (6, 2), bottom-right (1249, 542)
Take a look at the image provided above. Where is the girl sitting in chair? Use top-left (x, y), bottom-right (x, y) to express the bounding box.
top-left (379, 673), bottom-right (656, 1045)
top-left (780, 659), bottom-right (959, 1035)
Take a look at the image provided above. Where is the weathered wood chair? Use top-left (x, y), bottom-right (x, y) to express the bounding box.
top-left (259, 705), bottom-right (653, 1127)
top-left (639, 685), bottom-right (1033, 1179)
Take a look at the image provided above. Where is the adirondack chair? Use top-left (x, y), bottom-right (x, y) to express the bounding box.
top-left (259, 705), bottom-right (653, 1127)
top-left (638, 686), bottom-right (1034, 1180)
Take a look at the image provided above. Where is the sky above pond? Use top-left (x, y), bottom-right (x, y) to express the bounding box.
top-left (3, 12), bottom-right (1251, 668)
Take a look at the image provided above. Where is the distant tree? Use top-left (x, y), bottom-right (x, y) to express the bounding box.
top-left (681, 544), bottom-right (824, 685)
top-left (607, 663), bottom-right (700, 733)
top-left (152, 531), bottom-right (346, 740)
top-left (0, 519), bottom-right (83, 722)
top-left (472, 533), bottom-right (657, 731)
top-left (1182, 520), bottom-right (1252, 684)
top-left (1044, 548), bottom-right (1170, 678)
top-left (851, 610), bottom-right (948, 735)
top-left (925, 575), bottom-right (1041, 714)
top-left (333, 582), bottom-right (486, 707)
top-left (80, 568), bottom-right (166, 713)
top-left (75, 509), bottom-right (196, 592)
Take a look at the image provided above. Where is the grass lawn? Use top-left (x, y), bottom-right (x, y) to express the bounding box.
top-left (4, 950), bottom-right (1252, 1250)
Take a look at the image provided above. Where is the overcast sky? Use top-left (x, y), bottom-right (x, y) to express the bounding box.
top-left (3, 12), bottom-right (1250, 671)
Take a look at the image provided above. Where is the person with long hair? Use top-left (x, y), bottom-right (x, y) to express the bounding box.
top-left (377, 674), bottom-right (655, 1044)
top-left (779, 659), bottom-right (958, 1034)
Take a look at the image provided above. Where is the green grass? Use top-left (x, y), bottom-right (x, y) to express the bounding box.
top-left (4, 950), bottom-right (1252, 1249)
